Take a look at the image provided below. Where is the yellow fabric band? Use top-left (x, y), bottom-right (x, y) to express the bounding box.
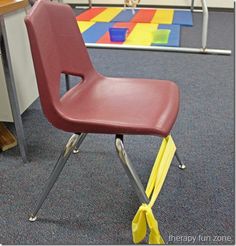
top-left (132, 135), bottom-right (176, 244)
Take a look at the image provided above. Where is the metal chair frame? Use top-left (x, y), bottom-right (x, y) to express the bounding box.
top-left (29, 133), bottom-right (185, 221)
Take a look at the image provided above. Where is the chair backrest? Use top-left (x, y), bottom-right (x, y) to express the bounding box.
top-left (25, 0), bottom-right (95, 123)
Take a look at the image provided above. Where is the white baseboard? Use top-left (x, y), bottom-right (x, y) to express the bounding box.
top-left (63, 0), bottom-right (234, 9)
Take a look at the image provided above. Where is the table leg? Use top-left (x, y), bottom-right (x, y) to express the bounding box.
top-left (191, 0), bottom-right (195, 11)
top-left (0, 17), bottom-right (27, 162)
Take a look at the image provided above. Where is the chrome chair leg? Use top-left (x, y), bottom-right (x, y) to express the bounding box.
top-left (115, 136), bottom-right (149, 204)
top-left (73, 133), bottom-right (87, 154)
top-left (175, 150), bottom-right (186, 170)
top-left (29, 134), bottom-right (85, 222)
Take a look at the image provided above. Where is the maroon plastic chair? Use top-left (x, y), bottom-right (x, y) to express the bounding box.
top-left (25, 0), bottom-right (185, 230)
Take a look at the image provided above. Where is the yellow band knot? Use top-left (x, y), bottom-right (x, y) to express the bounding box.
top-left (132, 203), bottom-right (164, 244)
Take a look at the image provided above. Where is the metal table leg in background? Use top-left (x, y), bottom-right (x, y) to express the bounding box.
top-left (191, 0), bottom-right (195, 11)
top-left (192, 0), bottom-right (209, 50)
top-left (65, 74), bottom-right (70, 91)
top-left (0, 17), bottom-right (27, 162)
top-left (201, 0), bottom-right (209, 50)
top-left (234, 1), bottom-right (236, 99)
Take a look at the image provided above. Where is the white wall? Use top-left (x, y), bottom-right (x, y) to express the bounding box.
top-left (63, 0), bottom-right (234, 8)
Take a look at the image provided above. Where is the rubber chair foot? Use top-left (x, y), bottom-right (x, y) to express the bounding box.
top-left (29, 215), bottom-right (37, 222)
top-left (178, 164), bottom-right (186, 170)
top-left (73, 148), bottom-right (80, 154)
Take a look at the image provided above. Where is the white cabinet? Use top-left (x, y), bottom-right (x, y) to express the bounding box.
top-left (0, 9), bottom-right (38, 122)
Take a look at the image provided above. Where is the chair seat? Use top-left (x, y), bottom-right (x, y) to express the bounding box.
top-left (58, 75), bottom-right (180, 137)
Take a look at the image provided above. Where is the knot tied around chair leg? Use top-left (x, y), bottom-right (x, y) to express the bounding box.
top-left (132, 203), bottom-right (164, 244)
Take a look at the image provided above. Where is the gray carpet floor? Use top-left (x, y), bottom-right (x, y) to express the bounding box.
top-left (0, 8), bottom-right (235, 245)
